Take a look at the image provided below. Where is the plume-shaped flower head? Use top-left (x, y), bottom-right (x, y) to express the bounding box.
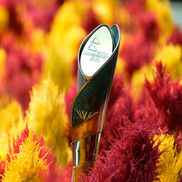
top-left (138, 12), bottom-right (159, 41)
top-left (168, 28), bottom-right (182, 46)
top-left (154, 44), bottom-right (182, 79)
top-left (146, 0), bottom-right (173, 35)
top-left (44, 1), bottom-right (86, 90)
top-left (145, 62), bottom-right (182, 132)
top-left (0, 49), bottom-right (6, 80)
top-left (0, 45), bottom-right (42, 110)
top-left (82, 118), bottom-right (160, 182)
top-left (154, 134), bottom-right (182, 182)
top-left (120, 33), bottom-right (153, 77)
top-left (0, 101), bottom-right (24, 160)
top-left (26, 78), bottom-right (71, 164)
top-left (1, 124), bottom-right (56, 182)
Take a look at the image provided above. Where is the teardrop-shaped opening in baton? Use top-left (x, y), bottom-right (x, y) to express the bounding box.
top-left (80, 25), bottom-right (114, 79)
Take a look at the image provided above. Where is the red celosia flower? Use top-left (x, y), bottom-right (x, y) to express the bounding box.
top-left (8, 7), bottom-right (23, 35)
top-left (168, 27), bottom-right (182, 46)
top-left (0, 44), bottom-right (42, 110)
top-left (124, 0), bottom-right (146, 15)
top-left (0, 0), bottom-right (24, 35)
top-left (108, 75), bottom-right (124, 109)
top-left (0, 0), bottom-right (59, 33)
top-left (65, 81), bottom-right (77, 144)
top-left (11, 123), bottom-right (29, 154)
top-left (8, 124), bottom-right (55, 164)
top-left (40, 160), bottom-right (64, 182)
top-left (108, 93), bottom-right (135, 122)
top-left (2, 124), bottom-right (62, 182)
top-left (25, 1), bottom-right (59, 31)
top-left (59, 162), bottom-right (72, 182)
top-left (82, 118), bottom-right (160, 182)
top-left (72, 58), bottom-right (78, 78)
top-left (101, 83), bottom-right (135, 151)
top-left (57, 0), bottom-right (65, 5)
top-left (134, 99), bottom-right (168, 134)
top-left (120, 33), bottom-right (153, 77)
top-left (145, 62), bottom-right (182, 132)
top-left (100, 115), bottom-right (131, 151)
top-left (65, 80), bottom-right (77, 118)
top-left (107, 79), bottom-right (135, 123)
top-left (138, 12), bottom-right (159, 41)
top-left (82, 7), bottom-right (99, 33)
top-left (0, 161), bottom-right (5, 181)
top-left (176, 131), bottom-right (182, 151)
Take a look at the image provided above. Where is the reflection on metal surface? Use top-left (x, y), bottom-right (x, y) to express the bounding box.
top-left (72, 133), bottom-right (101, 166)
top-left (71, 24), bottom-right (120, 182)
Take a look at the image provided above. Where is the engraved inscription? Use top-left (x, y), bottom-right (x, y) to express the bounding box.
top-left (88, 36), bottom-right (100, 52)
top-left (83, 51), bottom-right (110, 62)
top-left (84, 36), bottom-right (110, 62)
top-left (88, 43), bottom-right (97, 52)
top-left (75, 109), bottom-right (98, 121)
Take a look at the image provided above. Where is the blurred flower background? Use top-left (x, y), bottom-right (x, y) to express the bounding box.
top-left (0, 0), bottom-right (182, 181)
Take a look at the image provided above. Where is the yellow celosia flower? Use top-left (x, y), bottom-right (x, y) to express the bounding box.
top-left (26, 78), bottom-right (71, 164)
top-left (0, 49), bottom-right (6, 80)
top-left (155, 44), bottom-right (182, 79)
top-left (146, 0), bottom-right (174, 39)
top-left (93, 0), bottom-right (117, 25)
top-left (180, 79), bottom-right (182, 86)
top-left (0, 6), bottom-right (9, 31)
top-left (43, 48), bottom-right (74, 90)
top-left (115, 57), bottom-right (125, 76)
top-left (131, 64), bottom-right (154, 100)
top-left (93, 0), bottom-right (131, 27)
top-left (2, 132), bottom-right (47, 182)
top-left (154, 134), bottom-right (182, 182)
top-left (0, 101), bottom-right (23, 134)
top-left (27, 28), bottom-right (46, 53)
top-left (131, 44), bottom-right (182, 99)
top-left (42, 1), bottom-right (86, 90)
top-left (0, 101), bottom-right (25, 160)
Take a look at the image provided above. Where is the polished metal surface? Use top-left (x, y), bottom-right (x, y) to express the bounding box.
top-left (80, 26), bottom-right (114, 78)
top-left (71, 133), bottom-right (101, 182)
top-left (71, 24), bottom-right (120, 182)
top-left (72, 133), bottom-right (101, 166)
